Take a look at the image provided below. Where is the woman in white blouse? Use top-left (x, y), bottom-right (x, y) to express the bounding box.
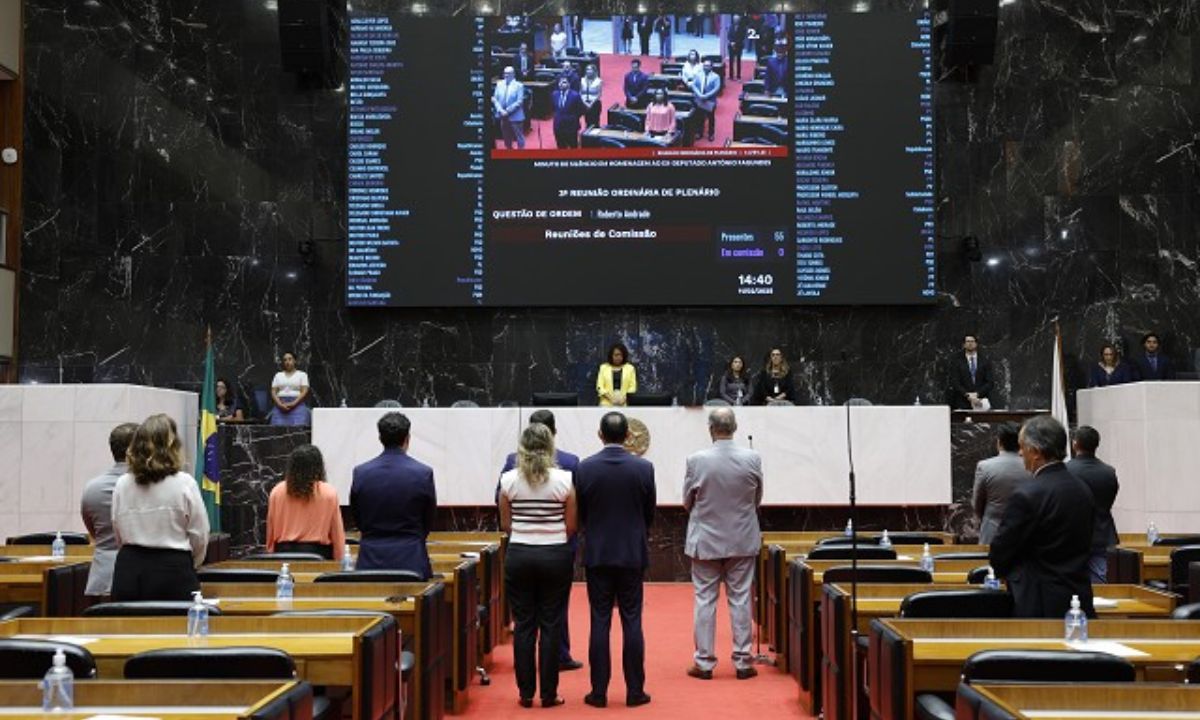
top-left (550, 23), bottom-right (568, 59)
top-left (681, 49), bottom-right (703, 85)
top-left (110, 414), bottom-right (210, 601)
top-left (270, 351), bottom-right (311, 426)
top-left (580, 63), bottom-right (603, 128)
top-left (499, 424), bottom-right (577, 708)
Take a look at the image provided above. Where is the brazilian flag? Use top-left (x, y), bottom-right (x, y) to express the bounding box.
top-left (196, 333), bottom-right (221, 530)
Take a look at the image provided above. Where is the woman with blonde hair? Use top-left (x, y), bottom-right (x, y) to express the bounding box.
top-left (499, 423), bottom-right (578, 708)
top-left (752, 347), bottom-right (798, 404)
top-left (266, 444), bottom-right (346, 560)
top-left (111, 414), bottom-right (210, 600)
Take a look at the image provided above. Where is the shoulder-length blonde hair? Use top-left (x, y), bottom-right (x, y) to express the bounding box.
top-left (127, 414), bottom-right (183, 486)
top-left (517, 423), bottom-right (556, 487)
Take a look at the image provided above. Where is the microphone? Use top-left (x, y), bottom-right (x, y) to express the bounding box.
top-left (747, 434), bottom-right (754, 449)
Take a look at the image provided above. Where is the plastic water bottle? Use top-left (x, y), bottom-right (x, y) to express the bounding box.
top-left (1147, 520), bottom-right (1160, 545)
top-left (920, 543), bottom-right (935, 573)
top-left (983, 567), bottom-right (1001, 590)
top-left (276, 563), bottom-right (294, 600)
top-left (844, 519), bottom-right (853, 537)
top-left (41, 648), bottom-right (74, 711)
top-left (51, 531), bottom-right (66, 559)
top-left (1064, 595), bottom-right (1088, 642)
top-left (914, 396), bottom-right (921, 406)
top-left (341, 544), bottom-right (355, 571)
top-left (879, 529), bottom-right (892, 548)
top-left (187, 590), bottom-right (210, 639)
top-left (339, 397), bottom-right (348, 408)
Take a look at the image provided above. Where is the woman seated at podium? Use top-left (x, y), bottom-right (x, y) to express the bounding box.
top-left (215, 377), bottom-right (244, 421)
top-left (266, 444), bottom-right (346, 561)
top-left (752, 347), bottom-right (798, 405)
top-left (719, 355), bottom-right (752, 405)
top-left (597, 342), bottom-right (638, 406)
top-left (270, 351), bottom-right (310, 426)
top-left (110, 414), bottom-right (209, 601)
top-left (1088, 343), bottom-right (1133, 388)
top-left (644, 89), bottom-right (677, 136)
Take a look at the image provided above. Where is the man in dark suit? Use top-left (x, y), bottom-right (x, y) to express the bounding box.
top-left (559, 60), bottom-right (581, 91)
top-left (764, 42), bottom-right (788, 97)
top-left (990, 415), bottom-right (1096, 618)
top-left (624, 59), bottom-right (650, 109)
top-left (1067, 426), bottom-right (1120, 584)
top-left (514, 42), bottom-right (535, 80)
top-left (497, 409), bottom-right (582, 671)
top-left (349, 412), bottom-right (437, 579)
top-left (637, 15), bottom-right (653, 56)
top-left (551, 77), bottom-right (585, 149)
top-left (575, 412), bottom-right (655, 708)
top-left (1131, 332), bottom-right (1175, 380)
top-left (947, 333), bottom-right (995, 410)
top-left (726, 14), bottom-right (746, 80)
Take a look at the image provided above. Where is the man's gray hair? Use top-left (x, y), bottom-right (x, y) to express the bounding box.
top-left (708, 406), bottom-right (737, 435)
top-left (1020, 415), bottom-right (1067, 461)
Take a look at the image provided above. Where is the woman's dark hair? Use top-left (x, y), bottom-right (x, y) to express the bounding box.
top-left (765, 347), bottom-right (789, 376)
top-left (1099, 343), bottom-right (1118, 360)
top-left (726, 355), bottom-right (748, 380)
top-left (285, 444), bottom-right (326, 500)
top-left (127, 414), bottom-right (183, 486)
top-left (687, 49), bottom-right (700, 63)
top-left (608, 342), bottom-right (630, 365)
top-left (652, 90), bottom-right (668, 105)
top-left (216, 377), bottom-right (234, 403)
top-left (280, 351), bottom-right (296, 366)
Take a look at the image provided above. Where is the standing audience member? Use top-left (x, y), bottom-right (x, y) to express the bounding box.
top-left (655, 14), bottom-right (672, 59)
top-left (492, 66), bottom-right (527, 150)
top-left (948, 334), bottom-right (994, 410)
top-left (971, 423), bottom-right (1030, 544)
top-left (624, 58), bottom-right (650, 109)
top-left (764, 42), bottom-right (788, 97)
top-left (680, 49), bottom-right (703, 86)
top-left (690, 60), bottom-right (720, 142)
top-left (550, 23), bottom-right (568, 58)
top-left (683, 408), bottom-right (763, 681)
top-left (80, 422), bottom-right (139, 601)
top-left (637, 15), bottom-right (653, 56)
top-left (575, 412), bottom-right (656, 708)
top-left (751, 347), bottom-right (797, 405)
top-left (111, 414), bottom-right (210, 601)
top-left (596, 342), bottom-right (638, 407)
top-left (1088, 343), bottom-right (1133, 387)
top-left (1067, 426), bottom-right (1120, 584)
top-left (499, 424), bottom-right (578, 707)
top-left (514, 42), bottom-right (535, 80)
top-left (270, 351), bottom-right (310, 426)
top-left (580, 64), bottom-right (603, 129)
top-left (350, 412), bottom-right (437, 579)
top-left (643, 89), bottom-right (676, 137)
top-left (551, 76), bottom-right (585, 149)
top-left (989, 415), bottom-right (1096, 618)
top-left (726, 14), bottom-right (746, 80)
top-left (621, 16), bottom-right (635, 54)
top-left (718, 355), bottom-right (751, 405)
top-left (266, 444), bottom-right (346, 561)
top-left (1131, 332), bottom-right (1174, 380)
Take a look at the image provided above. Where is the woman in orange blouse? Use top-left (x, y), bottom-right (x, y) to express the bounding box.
top-left (644, 89), bottom-right (676, 136)
top-left (266, 444), bottom-right (346, 560)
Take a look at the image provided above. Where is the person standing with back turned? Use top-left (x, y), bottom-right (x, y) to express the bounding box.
top-left (1067, 426), bottom-right (1120, 583)
top-left (575, 412), bottom-right (656, 708)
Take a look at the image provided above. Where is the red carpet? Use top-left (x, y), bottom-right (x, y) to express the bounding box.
top-left (502, 54), bottom-right (754, 150)
top-left (460, 582), bottom-right (813, 718)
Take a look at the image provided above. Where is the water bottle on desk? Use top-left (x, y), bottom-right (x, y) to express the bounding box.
top-left (41, 648), bottom-right (73, 711)
top-left (51, 531), bottom-right (66, 559)
top-left (276, 563), bottom-right (294, 601)
top-left (983, 567), bottom-right (1001, 590)
top-left (187, 591), bottom-right (210, 639)
top-left (1147, 520), bottom-right (1160, 545)
top-left (879, 529), bottom-right (892, 549)
top-left (341, 544), bottom-right (355, 571)
top-left (919, 543), bottom-right (935, 573)
top-left (1064, 595), bottom-right (1088, 642)
top-left (844, 519), bottom-right (853, 537)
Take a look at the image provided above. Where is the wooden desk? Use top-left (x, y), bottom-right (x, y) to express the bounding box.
top-left (0, 680), bottom-right (309, 720)
top-left (0, 616), bottom-right (392, 720)
top-left (968, 682), bottom-right (1200, 719)
top-left (761, 532), bottom-right (958, 545)
top-left (818, 583), bottom-right (1176, 720)
top-left (580, 127), bottom-right (681, 148)
top-left (869, 618), bottom-right (1200, 720)
top-left (0, 545), bottom-right (94, 558)
top-left (613, 105), bottom-right (693, 136)
top-left (0, 559), bottom-right (91, 616)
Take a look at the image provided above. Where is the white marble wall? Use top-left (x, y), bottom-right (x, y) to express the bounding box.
top-left (311, 405), bottom-right (952, 506)
top-left (1078, 382), bottom-right (1200, 535)
top-left (0, 384), bottom-right (198, 541)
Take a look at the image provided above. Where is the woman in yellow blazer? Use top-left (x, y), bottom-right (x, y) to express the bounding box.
top-left (596, 342), bottom-right (637, 406)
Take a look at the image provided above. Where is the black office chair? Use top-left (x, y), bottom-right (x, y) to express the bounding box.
top-left (607, 112), bottom-right (643, 132)
top-left (0, 639), bottom-right (97, 679)
top-left (669, 98), bottom-right (694, 114)
top-left (745, 102), bottom-right (780, 117)
top-left (647, 77), bottom-right (669, 91)
top-left (738, 136), bottom-right (776, 145)
top-left (886, 533), bottom-right (946, 546)
top-left (822, 565), bottom-right (932, 584)
top-left (0, 604), bottom-right (35, 620)
top-left (1155, 535), bottom-right (1200, 546)
top-left (807, 545), bottom-right (896, 561)
top-left (243, 552), bottom-right (326, 562)
top-left (1173, 603), bottom-right (1200, 619)
top-left (899, 590), bottom-right (1013, 618)
top-left (84, 601), bottom-right (222, 617)
top-left (1164, 546), bottom-right (1200, 596)
top-left (124, 646), bottom-right (308, 681)
top-left (534, 69), bottom-right (558, 82)
top-left (757, 123), bottom-right (788, 145)
top-left (1188, 657), bottom-right (1200, 683)
top-left (313, 570), bottom-right (425, 583)
top-left (7, 532), bottom-right (90, 546)
top-left (196, 569), bottom-right (280, 583)
top-left (742, 80), bottom-right (765, 94)
top-left (817, 535), bottom-right (880, 546)
top-left (919, 649), bottom-right (1136, 720)
top-left (966, 565), bottom-right (992, 584)
top-left (594, 137), bottom-right (626, 149)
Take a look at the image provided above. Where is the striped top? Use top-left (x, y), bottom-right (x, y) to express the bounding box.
top-left (499, 467), bottom-right (573, 545)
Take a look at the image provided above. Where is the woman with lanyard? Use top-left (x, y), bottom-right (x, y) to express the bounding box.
top-left (580, 63), bottom-right (603, 129)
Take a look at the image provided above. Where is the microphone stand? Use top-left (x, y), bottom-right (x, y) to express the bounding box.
top-left (846, 402), bottom-right (860, 650)
top-left (747, 433), bottom-right (774, 667)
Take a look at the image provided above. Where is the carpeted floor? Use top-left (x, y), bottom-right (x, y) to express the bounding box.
top-left (459, 582), bottom-right (813, 718)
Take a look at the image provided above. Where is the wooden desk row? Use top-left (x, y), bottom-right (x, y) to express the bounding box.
top-left (965, 682), bottom-right (1200, 720)
top-left (0, 680), bottom-right (310, 720)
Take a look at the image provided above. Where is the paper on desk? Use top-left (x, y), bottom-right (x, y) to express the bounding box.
top-left (1063, 639), bottom-right (1148, 657)
top-left (1092, 596), bottom-right (1119, 609)
top-left (13, 634), bottom-right (99, 646)
top-left (84, 715), bottom-right (162, 720)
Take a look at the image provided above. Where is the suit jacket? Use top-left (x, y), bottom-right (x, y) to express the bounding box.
top-left (948, 353), bottom-right (994, 409)
top-left (764, 55), bottom-right (788, 95)
top-left (972, 451), bottom-right (1030, 544)
top-left (1087, 362), bottom-right (1133, 388)
top-left (350, 448), bottom-right (437, 578)
top-left (1131, 353), bottom-right (1174, 381)
top-left (551, 89), bottom-right (584, 131)
top-left (691, 70), bottom-right (721, 112)
top-left (596, 362), bottom-right (638, 406)
top-left (80, 461), bottom-right (128, 595)
top-left (575, 445), bottom-right (656, 569)
top-left (683, 440), bottom-right (762, 559)
top-left (728, 19), bottom-right (747, 46)
top-left (492, 79), bottom-right (526, 122)
top-left (624, 70), bottom-right (649, 104)
top-left (989, 462), bottom-right (1095, 618)
top-left (514, 52), bottom-right (534, 80)
top-left (637, 16), bottom-right (654, 40)
top-left (1067, 454), bottom-right (1120, 552)
top-left (559, 67), bottom-right (581, 92)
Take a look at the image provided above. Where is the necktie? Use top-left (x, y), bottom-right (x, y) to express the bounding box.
top-left (1150, 355), bottom-right (1158, 371)
top-left (969, 356), bottom-right (977, 381)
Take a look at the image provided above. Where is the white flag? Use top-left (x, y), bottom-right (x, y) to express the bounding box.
top-left (1051, 325), bottom-right (1070, 457)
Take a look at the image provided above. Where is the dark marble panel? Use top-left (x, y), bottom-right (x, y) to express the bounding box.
top-left (219, 423), bottom-right (311, 555)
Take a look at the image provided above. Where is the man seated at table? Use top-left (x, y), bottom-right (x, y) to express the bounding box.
top-left (989, 415), bottom-right (1095, 618)
top-left (624, 58), bottom-right (650, 109)
top-left (350, 412), bottom-right (437, 579)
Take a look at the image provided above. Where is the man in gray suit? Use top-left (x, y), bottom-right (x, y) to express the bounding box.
top-left (79, 422), bottom-right (138, 600)
top-left (683, 407), bottom-right (763, 680)
top-left (1067, 426), bottom-right (1120, 583)
top-left (972, 423), bottom-right (1030, 544)
top-left (690, 60), bottom-right (721, 142)
top-left (492, 66), bottom-right (526, 149)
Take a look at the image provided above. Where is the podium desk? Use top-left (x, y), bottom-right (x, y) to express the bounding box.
top-left (0, 680), bottom-right (308, 720)
top-left (0, 615), bottom-right (392, 720)
top-left (968, 682), bottom-right (1200, 720)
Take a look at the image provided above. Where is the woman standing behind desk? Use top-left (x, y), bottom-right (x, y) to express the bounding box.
top-left (1088, 343), bottom-right (1133, 388)
top-left (270, 351), bottom-right (310, 426)
top-left (644, 89), bottom-right (677, 137)
top-left (266, 444), bottom-right (346, 561)
top-left (596, 342), bottom-right (637, 406)
top-left (111, 414), bottom-right (209, 601)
